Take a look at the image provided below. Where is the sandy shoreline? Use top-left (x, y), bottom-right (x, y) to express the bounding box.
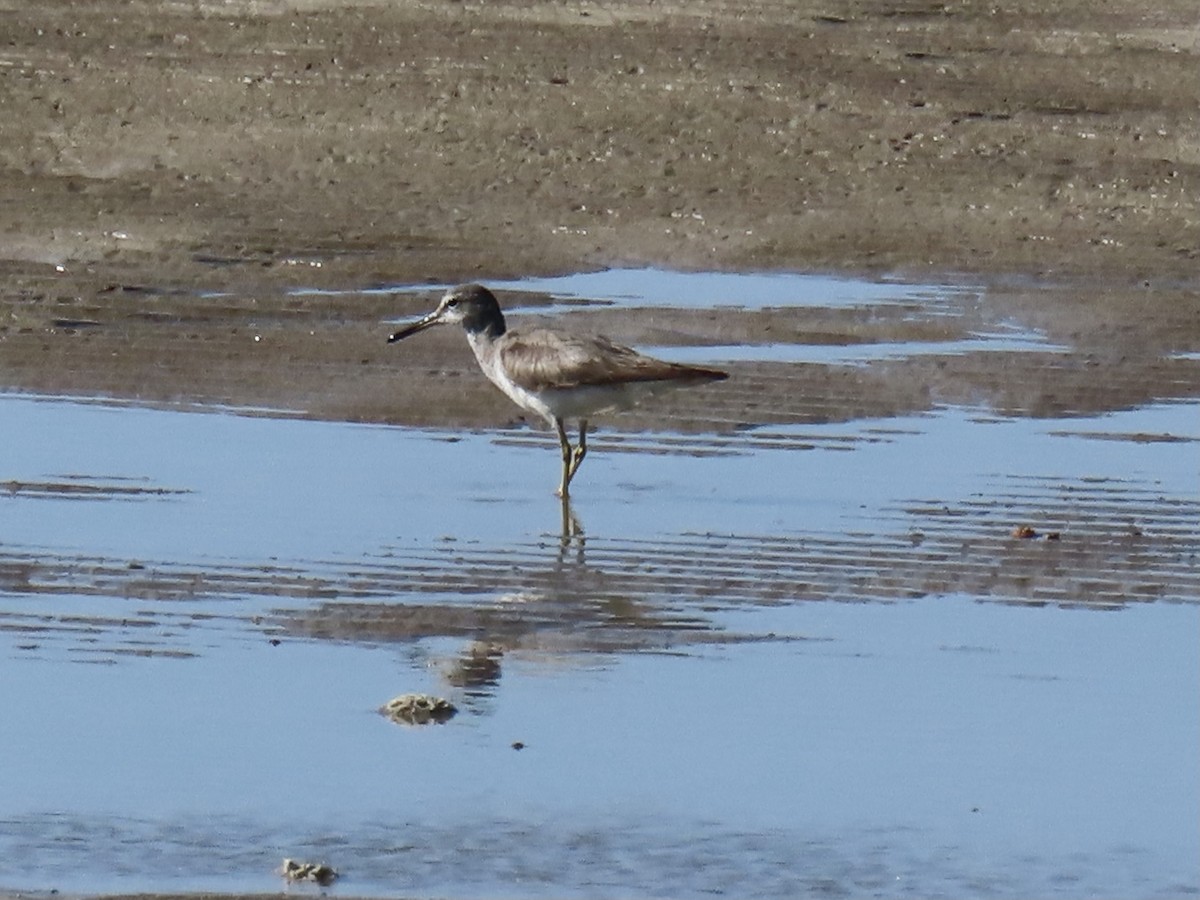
top-left (3, 1), bottom-right (1199, 302)
top-left (3, 0), bottom-right (1199, 423)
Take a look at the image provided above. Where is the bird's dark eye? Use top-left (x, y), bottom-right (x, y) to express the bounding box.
top-left (446, 297), bottom-right (459, 308)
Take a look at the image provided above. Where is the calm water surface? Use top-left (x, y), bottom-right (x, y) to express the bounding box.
top-left (1, 269), bottom-right (1197, 898)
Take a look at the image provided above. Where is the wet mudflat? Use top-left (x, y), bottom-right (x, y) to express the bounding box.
top-left (1, 271), bottom-right (1197, 899)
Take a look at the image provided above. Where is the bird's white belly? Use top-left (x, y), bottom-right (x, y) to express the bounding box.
top-left (490, 370), bottom-right (642, 422)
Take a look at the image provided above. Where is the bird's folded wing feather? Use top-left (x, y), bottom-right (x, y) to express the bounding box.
top-left (499, 329), bottom-right (699, 392)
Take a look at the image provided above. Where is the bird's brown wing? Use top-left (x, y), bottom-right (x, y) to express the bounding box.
top-left (499, 328), bottom-right (726, 392)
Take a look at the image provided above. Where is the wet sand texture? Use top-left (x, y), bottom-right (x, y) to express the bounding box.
top-left (2, 0), bottom-right (1200, 424)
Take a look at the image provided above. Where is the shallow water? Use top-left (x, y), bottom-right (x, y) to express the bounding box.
top-left (335, 267), bottom-right (968, 310)
top-left (1, 270), bottom-right (1198, 898)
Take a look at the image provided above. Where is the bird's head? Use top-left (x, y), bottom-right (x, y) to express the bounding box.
top-left (388, 284), bottom-right (506, 343)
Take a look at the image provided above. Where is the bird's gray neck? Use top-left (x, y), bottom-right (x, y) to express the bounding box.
top-left (465, 328), bottom-right (507, 386)
top-left (465, 318), bottom-right (505, 341)
top-left (462, 307), bottom-right (506, 341)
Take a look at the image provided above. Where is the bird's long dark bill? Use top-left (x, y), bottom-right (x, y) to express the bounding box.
top-left (387, 311), bottom-right (441, 343)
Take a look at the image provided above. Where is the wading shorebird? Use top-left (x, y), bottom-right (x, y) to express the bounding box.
top-left (388, 283), bottom-right (728, 498)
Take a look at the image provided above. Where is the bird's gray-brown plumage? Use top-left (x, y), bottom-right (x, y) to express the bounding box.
top-left (498, 330), bottom-right (724, 394)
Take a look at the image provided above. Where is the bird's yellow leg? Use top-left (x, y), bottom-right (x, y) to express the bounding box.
top-left (567, 420), bottom-right (589, 482)
top-left (555, 418), bottom-right (573, 498)
top-left (554, 419), bottom-right (589, 497)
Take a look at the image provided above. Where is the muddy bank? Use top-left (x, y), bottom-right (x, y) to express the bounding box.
top-left (2, 0), bottom-right (1198, 287)
top-left (7, 0), bottom-right (1200, 285)
top-left (0, 0), bottom-right (1195, 422)
top-left (1, 0), bottom-right (1199, 420)
top-left (1, 270), bottom-right (1196, 432)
